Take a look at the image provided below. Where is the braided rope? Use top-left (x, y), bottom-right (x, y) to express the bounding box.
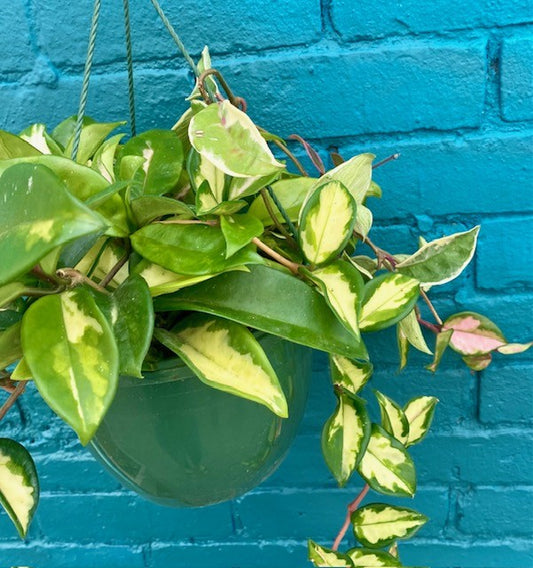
top-left (123, 0), bottom-right (137, 137)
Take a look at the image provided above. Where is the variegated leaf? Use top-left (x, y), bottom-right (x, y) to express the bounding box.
top-left (322, 393), bottom-right (371, 486)
top-left (154, 314), bottom-right (288, 417)
top-left (189, 100), bottom-right (284, 177)
top-left (426, 329), bottom-right (453, 373)
top-left (91, 133), bottom-right (125, 182)
top-left (227, 171), bottom-right (280, 200)
top-left (497, 342), bottom-right (533, 355)
top-left (330, 355), bottom-right (373, 395)
top-left (346, 548), bottom-right (401, 567)
top-left (320, 153), bottom-right (374, 203)
top-left (0, 129), bottom-right (42, 159)
top-left (64, 119), bottom-right (125, 165)
top-left (403, 396), bottom-right (438, 446)
top-left (357, 424), bottom-right (416, 497)
top-left (396, 226), bottom-right (480, 286)
top-left (308, 540), bottom-right (354, 567)
top-left (374, 391), bottom-right (409, 445)
top-left (0, 439), bottom-right (39, 538)
top-left (359, 274), bottom-right (420, 332)
top-left (354, 204), bottom-right (373, 239)
top-left (311, 260), bottom-right (364, 340)
top-left (352, 503), bottom-right (428, 549)
top-left (442, 311), bottom-right (506, 355)
top-left (299, 180), bottom-right (357, 266)
top-left (19, 123), bottom-right (62, 155)
top-left (20, 288), bottom-right (119, 444)
top-left (187, 46), bottom-right (220, 101)
top-left (462, 353), bottom-right (493, 371)
top-left (348, 255), bottom-right (378, 279)
top-left (397, 325), bottom-right (409, 371)
top-left (399, 310), bottom-right (432, 354)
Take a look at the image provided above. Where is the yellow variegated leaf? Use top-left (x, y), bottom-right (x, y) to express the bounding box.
top-left (357, 424), bottom-right (416, 497)
top-left (320, 153), bottom-right (374, 203)
top-left (346, 547), bottom-right (401, 566)
top-left (355, 204), bottom-right (373, 238)
top-left (374, 391), bottom-right (409, 444)
top-left (426, 329), bottom-right (453, 373)
top-left (299, 180), bottom-right (357, 266)
top-left (308, 540), bottom-right (354, 567)
top-left (322, 393), bottom-right (370, 486)
top-left (155, 314), bottom-right (288, 417)
top-left (398, 310), bottom-right (432, 355)
top-left (352, 503), bottom-right (428, 549)
top-left (330, 355), bottom-right (373, 395)
top-left (0, 439), bottom-right (39, 538)
top-left (403, 396), bottom-right (438, 446)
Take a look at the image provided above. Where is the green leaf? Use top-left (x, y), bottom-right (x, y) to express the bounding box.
top-left (397, 325), bottom-right (409, 371)
top-left (155, 314), bottom-right (288, 417)
top-left (426, 329), bottom-right (453, 373)
top-left (299, 180), bottom-right (357, 266)
top-left (21, 287), bottom-right (119, 444)
top-left (189, 100), bottom-right (285, 177)
top-left (0, 310), bottom-right (23, 331)
top-left (131, 223), bottom-right (263, 275)
top-left (330, 355), bottom-right (373, 395)
top-left (220, 213), bottom-right (264, 258)
top-left (64, 119), bottom-right (125, 164)
top-left (320, 153), bottom-right (374, 203)
top-left (396, 226), bottom-right (480, 286)
top-left (354, 204), bottom-right (373, 239)
top-left (118, 130), bottom-right (184, 195)
top-left (359, 274), bottom-right (420, 332)
top-left (308, 540), bottom-right (354, 567)
top-left (462, 353), bottom-right (493, 371)
top-left (0, 282), bottom-right (28, 309)
top-left (93, 276), bottom-right (154, 378)
top-left (0, 130), bottom-right (42, 159)
top-left (0, 322), bottom-right (22, 370)
top-left (346, 548), bottom-right (401, 567)
top-left (398, 310), bottom-right (432, 355)
top-left (352, 503), bottom-right (428, 549)
top-left (366, 180), bottom-right (382, 199)
top-left (227, 171), bottom-right (280, 200)
top-left (403, 396), bottom-right (438, 446)
top-left (374, 391), bottom-right (409, 445)
top-left (0, 439), bottom-right (39, 538)
top-left (130, 196), bottom-right (194, 227)
top-left (248, 176), bottom-right (317, 225)
top-left (310, 260), bottom-right (364, 340)
top-left (0, 164), bottom-right (106, 285)
top-left (357, 424), bottom-right (416, 497)
top-left (91, 133), bottom-right (125, 182)
top-left (322, 393), bottom-right (371, 486)
top-left (188, 148), bottom-right (226, 203)
top-left (187, 46), bottom-right (220, 101)
top-left (19, 123), bottom-right (63, 155)
top-left (155, 265), bottom-right (368, 360)
top-left (11, 357), bottom-right (32, 381)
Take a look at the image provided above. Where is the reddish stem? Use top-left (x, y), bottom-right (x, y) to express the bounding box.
top-left (0, 381), bottom-right (26, 422)
top-left (418, 316), bottom-right (441, 334)
top-left (332, 483), bottom-right (370, 551)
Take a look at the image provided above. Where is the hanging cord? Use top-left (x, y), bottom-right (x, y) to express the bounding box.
top-left (123, 0), bottom-right (136, 137)
top-left (71, 0), bottom-right (102, 160)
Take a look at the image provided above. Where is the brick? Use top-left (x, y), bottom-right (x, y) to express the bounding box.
top-left (331, 0), bottom-right (533, 39)
top-left (0, 1), bottom-right (35, 75)
top-left (458, 487), bottom-right (533, 537)
top-left (222, 42), bottom-right (486, 138)
top-left (480, 363), bottom-right (533, 424)
top-left (477, 216), bottom-right (533, 290)
top-left (33, 0), bottom-right (321, 69)
top-left (501, 37), bottom-right (533, 122)
top-left (36, 494), bottom-right (234, 544)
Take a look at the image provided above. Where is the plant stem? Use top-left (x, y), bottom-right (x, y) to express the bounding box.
top-left (332, 483), bottom-right (370, 551)
top-left (271, 139), bottom-right (309, 177)
top-left (260, 189), bottom-right (298, 249)
top-left (158, 219), bottom-right (218, 225)
top-left (100, 250), bottom-right (129, 288)
top-left (417, 316), bottom-right (441, 334)
top-left (0, 381), bottom-right (26, 422)
top-left (357, 234), bottom-right (397, 269)
top-left (31, 265), bottom-right (67, 286)
top-left (420, 288), bottom-right (443, 325)
top-left (372, 153), bottom-right (400, 170)
top-left (252, 237), bottom-right (300, 275)
top-left (56, 268), bottom-right (109, 294)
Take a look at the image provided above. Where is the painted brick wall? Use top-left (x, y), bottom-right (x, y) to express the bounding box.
top-left (1, 1), bottom-right (532, 567)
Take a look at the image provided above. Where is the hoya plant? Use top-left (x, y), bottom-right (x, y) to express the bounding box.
top-left (0, 44), bottom-right (530, 565)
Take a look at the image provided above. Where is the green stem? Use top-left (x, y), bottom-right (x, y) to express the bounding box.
top-left (260, 189), bottom-right (298, 249)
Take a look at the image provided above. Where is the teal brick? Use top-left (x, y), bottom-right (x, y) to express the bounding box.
top-left (501, 37), bottom-right (533, 122)
top-left (331, 0), bottom-right (533, 39)
top-left (0, 1), bottom-right (35, 75)
top-left (479, 363), bottom-right (533, 424)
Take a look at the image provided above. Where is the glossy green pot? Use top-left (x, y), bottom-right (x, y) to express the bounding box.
top-left (89, 334), bottom-right (311, 507)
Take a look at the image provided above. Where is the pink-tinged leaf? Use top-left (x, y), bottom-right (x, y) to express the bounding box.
top-left (497, 342), bottom-right (533, 355)
top-left (442, 312), bottom-right (506, 356)
top-left (462, 353), bottom-right (492, 371)
top-left (289, 134), bottom-right (325, 175)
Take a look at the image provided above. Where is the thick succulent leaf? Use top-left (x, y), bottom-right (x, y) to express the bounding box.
top-left (0, 164), bottom-right (106, 285)
top-left (462, 353), bottom-right (493, 371)
top-left (374, 391), bottom-right (409, 445)
top-left (0, 439), bottom-right (39, 538)
top-left (403, 396), bottom-right (438, 446)
top-left (359, 274), bottom-right (420, 332)
top-left (308, 540), bottom-right (354, 567)
top-left (228, 172), bottom-right (280, 200)
top-left (320, 153), bottom-right (374, 203)
top-left (131, 223), bottom-right (263, 275)
top-left (396, 226), bottom-right (480, 286)
top-left (299, 180), bottom-right (357, 266)
top-left (348, 255), bottom-right (378, 280)
top-left (188, 149), bottom-right (226, 203)
top-left (118, 130), bottom-right (184, 195)
top-left (91, 133), bottom-right (125, 182)
top-left (0, 310), bottom-right (23, 332)
top-left (155, 315), bottom-right (288, 417)
top-left (21, 288), bottom-right (119, 444)
top-left (497, 342), bottom-right (533, 355)
top-left (366, 180), bottom-right (382, 199)
top-left (189, 101), bottom-right (284, 177)
top-left (397, 325), bottom-right (410, 371)
top-left (346, 548), bottom-right (401, 567)
top-left (310, 260), bottom-right (364, 339)
top-left (0, 322), bottom-right (22, 369)
top-left (155, 265), bottom-right (368, 360)
top-left (93, 276), bottom-right (154, 378)
top-left (426, 329), bottom-right (453, 373)
top-left (0, 130), bottom-right (42, 159)
top-left (0, 282), bottom-right (28, 309)
top-left (220, 213), bottom-right (264, 258)
top-left (11, 357), bottom-right (32, 381)
top-left (248, 176), bottom-right (317, 224)
top-left (130, 195), bottom-right (194, 226)
top-left (64, 120), bottom-right (125, 164)
top-left (355, 204), bottom-right (373, 239)
top-left (352, 503), bottom-right (428, 549)
top-left (330, 355), bottom-right (373, 395)
top-left (357, 424), bottom-right (416, 497)
top-left (20, 123), bottom-right (64, 155)
top-left (442, 311), bottom-right (506, 355)
top-left (398, 310), bottom-right (432, 355)
top-left (322, 393), bottom-right (371, 486)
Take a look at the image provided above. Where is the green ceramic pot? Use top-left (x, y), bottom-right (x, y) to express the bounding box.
top-left (89, 333), bottom-right (311, 507)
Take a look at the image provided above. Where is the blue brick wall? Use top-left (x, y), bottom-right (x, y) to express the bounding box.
top-left (1, 1), bottom-right (532, 567)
